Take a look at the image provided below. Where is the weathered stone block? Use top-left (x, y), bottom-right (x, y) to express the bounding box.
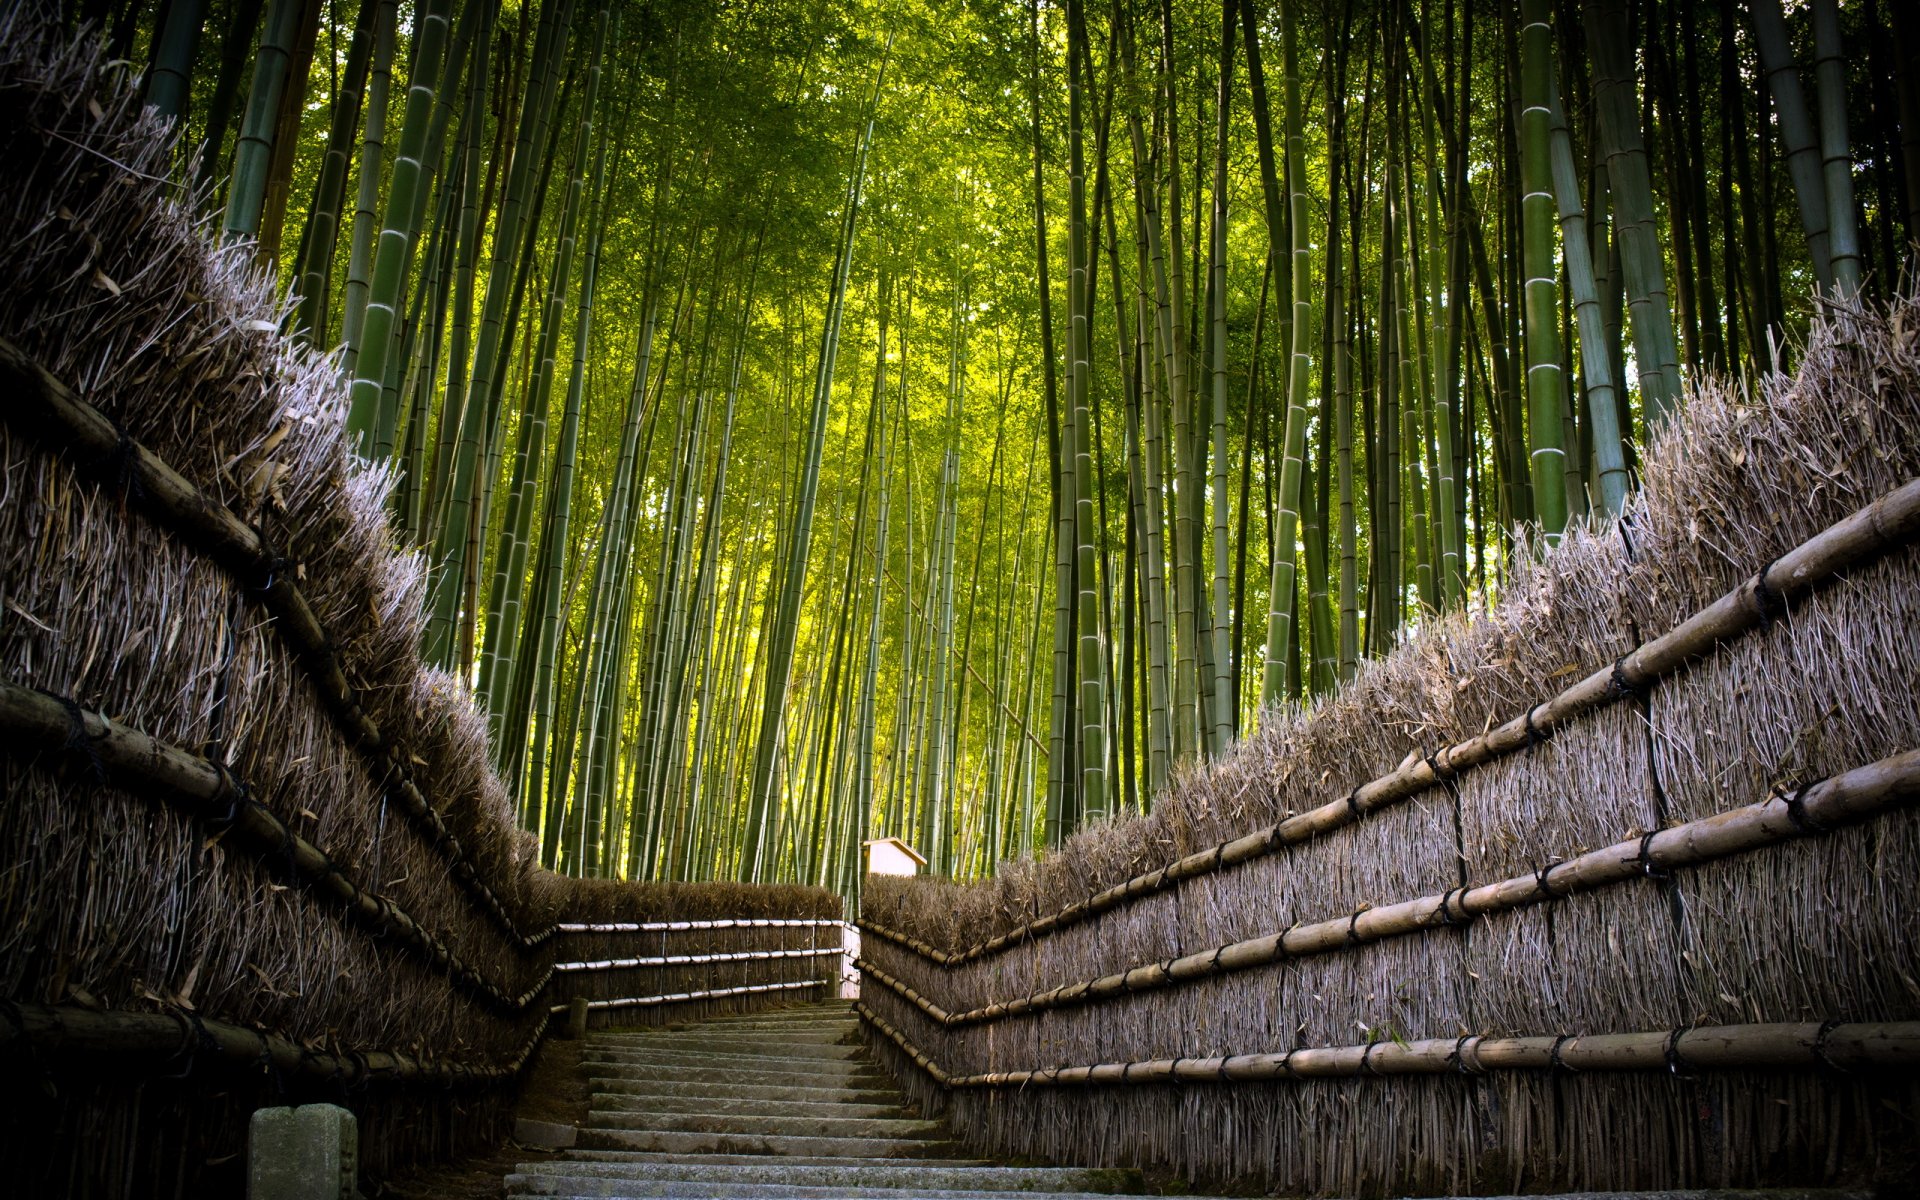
top-left (247, 1103), bottom-right (358, 1200)
top-left (511, 1118), bottom-right (577, 1149)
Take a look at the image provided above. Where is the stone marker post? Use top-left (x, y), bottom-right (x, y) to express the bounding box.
top-left (248, 1103), bottom-right (358, 1200)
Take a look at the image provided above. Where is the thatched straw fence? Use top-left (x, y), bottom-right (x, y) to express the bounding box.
top-left (0, 19), bottom-right (840, 1199)
top-left (859, 291), bottom-right (1920, 1194)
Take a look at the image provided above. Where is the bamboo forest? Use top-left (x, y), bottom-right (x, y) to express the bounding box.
top-left (85, 0), bottom-right (1917, 894)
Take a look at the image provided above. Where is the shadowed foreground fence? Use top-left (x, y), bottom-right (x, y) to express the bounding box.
top-left (858, 295), bottom-right (1920, 1196)
top-left (0, 23), bottom-right (838, 1198)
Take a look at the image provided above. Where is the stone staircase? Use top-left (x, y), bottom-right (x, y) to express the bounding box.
top-left (504, 1001), bottom-right (1148, 1199)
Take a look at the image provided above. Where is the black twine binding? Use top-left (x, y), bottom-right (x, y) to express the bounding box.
top-left (1346, 908), bottom-right (1367, 946)
top-left (1524, 706), bottom-right (1550, 747)
top-left (1811, 1018), bottom-right (1848, 1073)
top-left (1783, 783), bottom-right (1830, 835)
top-left (1534, 860), bottom-right (1564, 898)
top-left (1549, 1035), bottom-right (1579, 1073)
top-left (1437, 887), bottom-right (1467, 927)
top-left (1635, 830), bottom-right (1669, 880)
top-left (50, 691), bottom-right (109, 783)
top-left (104, 423), bottom-right (146, 504)
top-left (1359, 1040), bottom-right (1383, 1077)
top-left (1664, 1028), bottom-right (1694, 1077)
top-left (1447, 1035), bottom-right (1476, 1075)
top-left (1344, 788), bottom-right (1364, 821)
top-left (1751, 556), bottom-right (1788, 621)
top-left (1607, 656), bottom-right (1647, 700)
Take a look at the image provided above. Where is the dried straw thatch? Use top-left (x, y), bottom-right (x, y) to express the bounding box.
top-left (0, 18), bottom-right (838, 1199)
top-left (861, 292), bottom-right (1920, 1195)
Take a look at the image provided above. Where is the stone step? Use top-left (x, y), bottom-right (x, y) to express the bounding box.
top-left (585, 1109), bottom-right (943, 1140)
top-left (575, 1126), bottom-right (961, 1160)
top-left (590, 1092), bottom-right (911, 1120)
top-left (683, 1015), bottom-right (857, 1031)
top-left (582, 1048), bottom-right (878, 1075)
top-left (590, 1033), bottom-right (861, 1056)
top-left (504, 1178), bottom-right (1135, 1200)
top-left (561, 1150), bottom-right (992, 1169)
top-left (509, 1159), bottom-right (1143, 1193)
top-left (586, 1077), bottom-right (900, 1106)
top-left (583, 1062), bottom-right (892, 1091)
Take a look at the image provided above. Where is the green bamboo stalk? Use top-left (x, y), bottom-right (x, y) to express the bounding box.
top-left (1810, 0), bottom-right (1863, 296)
top-left (222, 0), bottom-right (306, 246)
top-left (1578, 0), bottom-right (1683, 425)
top-left (739, 31), bottom-right (892, 882)
top-left (1258, 1), bottom-right (1315, 709)
top-left (1518, 0), bottom-right (1567, 543)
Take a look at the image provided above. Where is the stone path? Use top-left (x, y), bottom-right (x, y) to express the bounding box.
top-left (504, 1000), bottom-right (1147, 1199)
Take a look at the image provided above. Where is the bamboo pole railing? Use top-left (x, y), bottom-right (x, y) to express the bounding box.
top-left (1, 680), bottom-right (843, 1019)
top-left (0, 336), bottom-right (539, 950)
top-left (1, 1001), bottom-right (554, 1086)
top-left (0, 679), bottom-right (551, 1013)
top-left (859, 748), bottom-right (1920, 1026)
top-left (858, 474), bottom-right (1920, 969)
top-left (558, 919), bottom-right (848, 933)
top-left (555, 947), bottom-right (844, 972)
top-left (856, 1002), bottom-right (1920, 1087)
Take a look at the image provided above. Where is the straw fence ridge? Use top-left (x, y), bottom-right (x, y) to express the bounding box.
top-left (0, 20), bottom-right (839, 1199)
top-left (860, 290), bottom-right (1920, 1195)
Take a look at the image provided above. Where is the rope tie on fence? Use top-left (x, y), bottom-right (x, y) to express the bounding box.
top-left (1751, 556), bottom-right (1789, 621)
top-left (1782, 782), bottom-right (1830, 835)
top-left (1346, 908), bottom-right (1367, 946)
top-left (1446, 1034), bottom-right (1480, 1075)
top-left (1534, 859), bottom-right (1566, 898)
top-left (1524, 705), bottom-right (1551, 747)
top-left (1664, 1028), bottom-right (1694, 1077)
top-left (48, 689), bottom-right (109, 782)
top-left (161, 1006), bottom-right (216, 1081)
top-left (1344, 787), bottom-right (1364, 821)
top-left (1812, 1018), bottom-right (1849, 1073)
top-left (1359, 1039), bottom-right (1384, 1076)
top-left (1607, 656), bottom-right (1648, 700)
top-left (1437, 887), bottom-right (1468, 927)
top-left (1635, 830), bottom-right (1669, 880)
top-left (1549, 1034), bottom-right (1580, 1073)
top-left (103, 421), bottom-right (146, 504)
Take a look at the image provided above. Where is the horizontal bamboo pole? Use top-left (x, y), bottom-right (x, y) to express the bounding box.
top-left (0, 337), bottom-right (538, 950)
top-left (862, 748), bottom-right (1920, 1027)
top-left (0, 1001), bottom-right (552, 1086)
top-left (557, 919), bottom-right (847, 933)
top-left (562, 979), bottom-right (828, 1013)
top-left (856, 1002), bottom-right (1920, 1089)
top-left (860, 475), bottom-right (1920, 968)
top-left (0, 680), bottom-right (554, 1014)
top-left (556, 947), bottom-right (843, 972)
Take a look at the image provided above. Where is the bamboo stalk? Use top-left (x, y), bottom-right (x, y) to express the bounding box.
top-left (857, 1003), bottom-right (1920, 1088)
top-left (855, 474), bottom-right (1920, 965)
top-left (859, 748), bottom-right (1920, 1023)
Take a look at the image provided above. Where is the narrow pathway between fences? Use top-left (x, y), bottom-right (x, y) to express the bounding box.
top-left (504, 1001), bottom-right (1149, 1199)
